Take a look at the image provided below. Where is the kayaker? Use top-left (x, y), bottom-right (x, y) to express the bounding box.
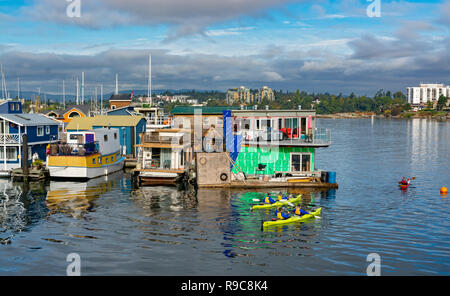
top-left (264, 194), bottom-right (277, 204)
top-left (275, 207), bottom-right (290, 220)
top-left (293, 205), bottom-right (309, 216)
top-left (401, 177), bottom-right (408, 186)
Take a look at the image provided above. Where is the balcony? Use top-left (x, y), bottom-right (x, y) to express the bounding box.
top-left (240, 127), bottom-right (331, 147)
top-left (0, 133), bottom-right (24, 144)
top-left (48, 142), bottom-right (99, 156)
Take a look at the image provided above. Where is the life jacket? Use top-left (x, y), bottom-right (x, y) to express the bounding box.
top-left (265, 196), bottom-right (275, 204)
top-left (277, 211), bottom-right (285, 220)
top-left (295, 207), bottom-right (301, 215)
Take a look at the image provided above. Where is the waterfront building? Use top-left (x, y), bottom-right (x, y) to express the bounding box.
top-left (109, 93), bottom-right (133, 110)
top-left (65, 115), bottom-right (146, 157)
top-left (46, 128), bottom-right (125, 179)
top-left (0, 100), bottom-right (23, 114)
top-left (228, 109), bottom-right (331, 177)
top-left (0, 113), bottom-right (60, 174)
top-left (407, 83), bottom-right (450, 106)
top-left (135, 128), bottom-right (193, 185)
top-left (45, 105), bottom-right (90, 124)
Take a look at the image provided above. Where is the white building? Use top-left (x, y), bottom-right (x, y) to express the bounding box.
top-left (407, 83), bottom-right (450, 105)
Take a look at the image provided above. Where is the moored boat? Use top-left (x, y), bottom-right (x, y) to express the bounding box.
top-left (46, 128), bottom-right (125, 179)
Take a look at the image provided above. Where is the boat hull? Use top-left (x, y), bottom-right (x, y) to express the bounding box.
top-left (47, 157), bottom-right (125, 180)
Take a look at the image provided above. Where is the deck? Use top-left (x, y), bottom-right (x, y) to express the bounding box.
top-left (197, 179), bottom-right (339, 189)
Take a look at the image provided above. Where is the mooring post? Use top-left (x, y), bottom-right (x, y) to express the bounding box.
top-left (22, 134), bottom-right (28, 183)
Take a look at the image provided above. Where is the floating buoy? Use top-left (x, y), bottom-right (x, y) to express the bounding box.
top-left (441, 187), bottom-right (448, 194)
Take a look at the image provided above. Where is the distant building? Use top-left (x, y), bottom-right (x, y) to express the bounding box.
top-left (407, 83), bottom-right (450, 106)
top-left (226, 86), bottom-right (274, 105)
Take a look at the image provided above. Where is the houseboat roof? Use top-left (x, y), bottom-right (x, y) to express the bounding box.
top-left (46, 105), bottom-right (90, 118)
top-left (171, 106), bottom-right (239, 115)
top-left (0, 113), bottom-right (60, 126)
top-left (66, 115), bottom-right (145, 130)
top-left (231, 109), bottom-right (316, 117)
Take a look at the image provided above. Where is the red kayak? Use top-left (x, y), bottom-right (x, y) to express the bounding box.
top-left (399, 183), bottom-right (409, 190)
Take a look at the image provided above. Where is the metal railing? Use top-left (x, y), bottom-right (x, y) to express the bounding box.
top-left (0, 133), bottom-right (24, 144)
top-left (240, 127), bottom-right (331, 146)
top-left (48, 142), bottom-right (99, 156)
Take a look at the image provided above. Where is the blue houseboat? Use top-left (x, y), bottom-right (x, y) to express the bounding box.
top-left (0, 112), bottom-right (60, 175)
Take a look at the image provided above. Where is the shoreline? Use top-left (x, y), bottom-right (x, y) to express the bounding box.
top-left (317, 112), bottom-right (450, 121)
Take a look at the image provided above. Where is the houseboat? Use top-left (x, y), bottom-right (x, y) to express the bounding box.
top-left (0, 112), bottom-right (61, 176)
top-left (46, 128), bottom-right (125, 179)
top-left (135, 129), bottom-right (193, 186)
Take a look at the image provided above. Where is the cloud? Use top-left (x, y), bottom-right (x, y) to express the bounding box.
top-left (437, 0), bottom-right (450, 27)
top-left (23, 0), bottom-right (296, 39)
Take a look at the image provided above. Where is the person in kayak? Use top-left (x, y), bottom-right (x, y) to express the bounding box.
top-left (401, 177), bottom-right (408, 186)
top-left (293, 205), bottom-right (309, 216)
top-left (275, 207), bottom-right (290, 220)
top-left (264, 194), bottom-right (277, 204)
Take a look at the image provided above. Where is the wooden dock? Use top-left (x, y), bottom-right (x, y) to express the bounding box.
top-left (197, 179), bottom-right (338, 189)
top-left (11, 168), bottom-right (49, 182)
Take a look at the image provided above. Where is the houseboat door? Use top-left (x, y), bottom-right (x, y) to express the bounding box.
top-left (85, 133), bottom-right (94, 143)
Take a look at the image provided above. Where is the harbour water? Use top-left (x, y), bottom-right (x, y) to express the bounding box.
top-left (0, 118), bottom-right (449, 275)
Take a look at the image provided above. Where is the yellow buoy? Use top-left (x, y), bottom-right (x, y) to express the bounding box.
top-left (441, 187), bottom-right (448, 194)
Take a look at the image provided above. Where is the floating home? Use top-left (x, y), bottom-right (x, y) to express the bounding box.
top-left (135, 129), bottom-right (193, 185)
top-left (46, 128), bottom-right (125, 179)
top-left (195, 108), bottom-right (337, 188)
top-left (45, 105), bottom-right (91, 124)
top-left (0, 111), bottom-right (60, 176)
top-left (65, 115), bottom-right (146, 157)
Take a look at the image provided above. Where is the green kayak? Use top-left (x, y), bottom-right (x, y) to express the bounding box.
top-left (251, 194), bottom-right (302, 210)
top-left (262, 207), bottom-right (322, 228)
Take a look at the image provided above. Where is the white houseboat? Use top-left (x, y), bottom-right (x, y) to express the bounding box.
top-left (46, 128), bottom-right (125, 179)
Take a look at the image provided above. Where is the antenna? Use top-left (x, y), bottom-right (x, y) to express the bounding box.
top-left (63, 80), bottom-right (66, 109)
top-left (101, 84), bottom-right (103, 115)
top-left (115, 73), bottom-right (119, 95)
top-left (76, 77), bottom-right (79, 105)
top-left (148, 53), bottom-right (152, 105)
top-left (17, 77), bottom-right (20, 100)
top-left (81, 71), bottom-right (85, 105)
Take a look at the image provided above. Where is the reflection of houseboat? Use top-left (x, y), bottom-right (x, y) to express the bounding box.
top-left (135, 129), bottom-right (193, 186)
top-left (46, 128), bottom-right (125, 179)
top-left (46, 171), bottom-right (124, 217)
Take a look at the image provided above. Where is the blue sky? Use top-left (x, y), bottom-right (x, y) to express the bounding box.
top-left (0, 0), bottom-right (449, 96)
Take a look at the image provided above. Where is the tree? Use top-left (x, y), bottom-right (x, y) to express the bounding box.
top-left (437, 95), bottom-right (448, 111)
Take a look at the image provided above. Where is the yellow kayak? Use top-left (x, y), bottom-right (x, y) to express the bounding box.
top-left (262, 207), bottom-right (322, 228)
top-left (251, 194), bottom-right (302, 210)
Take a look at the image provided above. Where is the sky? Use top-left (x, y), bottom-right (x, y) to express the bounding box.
top-left (0, 0), bottom-right (449, 97)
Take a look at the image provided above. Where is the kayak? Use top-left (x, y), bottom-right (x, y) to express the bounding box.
top-left (262, 207), bottom-right (322, 228)
top-left (399, 183), bottom-right (410, 190)
top-left (251, 194), bottom-right (302, 210)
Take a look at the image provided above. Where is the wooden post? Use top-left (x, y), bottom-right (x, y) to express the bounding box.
top-left (22, 134), bottom-right (28, 183)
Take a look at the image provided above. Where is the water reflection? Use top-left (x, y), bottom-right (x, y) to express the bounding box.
top-left (45, 171), bottom-right (123, 218)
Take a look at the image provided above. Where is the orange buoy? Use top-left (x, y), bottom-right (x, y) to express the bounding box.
top-left (441, 187), bottom-right (448, 194)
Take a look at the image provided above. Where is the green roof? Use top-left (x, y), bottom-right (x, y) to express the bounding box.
top-left (170, 106), bottom-right (238, 115)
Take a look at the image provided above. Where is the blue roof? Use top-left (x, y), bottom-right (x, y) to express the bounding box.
top-left (0, 113), bottom-right (60, 126)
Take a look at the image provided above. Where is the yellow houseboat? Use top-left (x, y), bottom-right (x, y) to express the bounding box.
top-left (46, 128), bottom-right (125, 179)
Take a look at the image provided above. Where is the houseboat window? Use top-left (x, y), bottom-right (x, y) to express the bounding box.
top-left (243, 119), bottom-right (250, 130)
top-left (37, 126), bottom-right (44, 136)
top-left (256, 119), bottom-right (260, 130)
top-left (301, 118), bottom-right (306, 134)
top-left (45, 126), bottom-right (50, 134)
top-left (106, 158), bottom-right (109, 163)
top-left (0, 121), bottom-right (9, 134)
top-left (93, 158), bottom-right (96, 164)
top-left (0, 147), bottom-right (17, 160)
top-left (69, 134), bottom-right (83, 140)
top-left (68, 112), bottom-right (80, 118)
top-left (114, 133), bottom-right (117, 139)
top-left (291, 154), bottom-right (301, 172)
top-left (104, 135), bottom-right (108, 141)
top-left (111, 156), bottom-right (114, 162)
top-left (98, 157), bottom-right (101, 164)
top-left (290, 153), bottom-right (312, 172)
top-left (278, 118), bottom-right (282, 130)
top-left (10, 104), bottom-right (14, 111)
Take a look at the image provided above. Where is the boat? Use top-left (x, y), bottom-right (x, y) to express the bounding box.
top-left (262, 207), bottom-right (322, 228)
top-left (46, 128), bottom-right (125, 179)
top-left (399, 183), bottom-right (409, 190)
top-left (251, 194), bottom-right (302, 210)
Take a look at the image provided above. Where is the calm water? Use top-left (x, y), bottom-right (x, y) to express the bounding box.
top-left (0, 118), bottom-right (449, 275)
